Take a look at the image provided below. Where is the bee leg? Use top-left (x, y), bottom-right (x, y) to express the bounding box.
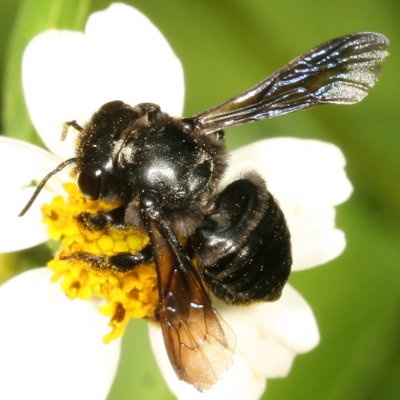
top-left (189, 172), bottom-right (292, 305)
top-left (108, 245), bottom-right (153, 271)
top-left (76, 205), bottom-right (127, 231)
top-left (60, 243), bottom-right (153, 272)
top-left (65, 120), bottom-right (84, 132)
top-left (63, 120), bottom-right (84, 135)
top-left (61, 120), bottom-right (85, 141)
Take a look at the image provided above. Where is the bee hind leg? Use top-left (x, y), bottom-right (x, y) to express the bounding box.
top-left (60, 243), bottom-right (153, 273)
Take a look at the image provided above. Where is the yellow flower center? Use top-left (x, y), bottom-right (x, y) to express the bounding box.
top-left (42, 182), bottom-right (158, 343)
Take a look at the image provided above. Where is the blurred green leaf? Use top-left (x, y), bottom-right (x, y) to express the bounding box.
top-left (0, 0), bottom-right (21, 121)
top-left (109, 320), bottom-right (174, 400)
top-left (2, 0), bottom-right (91, 143)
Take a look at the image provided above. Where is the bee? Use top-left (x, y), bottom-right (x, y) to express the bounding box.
top-left (20, 32), bottom-right (388, 391)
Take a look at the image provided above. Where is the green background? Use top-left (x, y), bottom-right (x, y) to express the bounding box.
top-left (1, 0), bottom-right (399, 399)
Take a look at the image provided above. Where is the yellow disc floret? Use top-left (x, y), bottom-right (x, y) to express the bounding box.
top-left (42, 182), bottom-right (158, 343)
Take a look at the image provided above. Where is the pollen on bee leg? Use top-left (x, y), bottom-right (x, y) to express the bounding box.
top-left (42, 182), bottom-right (158, 342)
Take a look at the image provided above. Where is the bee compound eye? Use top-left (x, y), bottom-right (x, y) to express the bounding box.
top-left (77, 166), bottom-right (103, 200)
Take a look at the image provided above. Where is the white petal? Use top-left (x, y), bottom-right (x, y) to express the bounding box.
top-left (224, 137), bottom-right (353, 207)
top-left (22, 3), bottom-right (184, 159)
top-left (287, 205), bottom-right (347, 270)
top-left (84, 3), bottom-right (184, 114)
top-left (0, 268), bottom-right (120, 400)
top-left (22, 30), bottom-right (86, 159)
top-left (0, 137), bottom-right (70, 252)
top-left (217, 284), bottom-right (319, 379)
top-left (223, 137), bottom-right (352, 270)
top-left (148, 323), bottom-right (266, 400)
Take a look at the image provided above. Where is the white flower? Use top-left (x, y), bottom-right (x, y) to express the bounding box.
top-left (0, 3), bottom-right (352, 400)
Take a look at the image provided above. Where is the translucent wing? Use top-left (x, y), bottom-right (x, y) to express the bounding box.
top-left (192, 32), bottom-right (389, 133)
top-left (145, 211), bottom-right (235, 391)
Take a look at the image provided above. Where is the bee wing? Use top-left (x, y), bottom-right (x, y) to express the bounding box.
top-left (145, 214), bottom-right (235, 391)
top-left (192, 32), bottom-right (389, 133)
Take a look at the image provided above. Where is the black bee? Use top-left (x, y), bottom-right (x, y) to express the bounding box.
top-left (20, 32), bottom-right (388, 390)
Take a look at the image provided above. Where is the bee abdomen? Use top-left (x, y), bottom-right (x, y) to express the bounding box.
top-left (190, 173), bottom-right (292, 305)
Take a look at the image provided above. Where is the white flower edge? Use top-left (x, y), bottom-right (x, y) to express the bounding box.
top-left (148, 284), bottom-right (319, 400)
top-left (0, 136), bottom-right (70, 252)
top-left (223, 137), bottom-right (353, 271)
top-left (0, 268), bottom-right (121, 400)
top-left (22, 2), bottom-right (185, 160)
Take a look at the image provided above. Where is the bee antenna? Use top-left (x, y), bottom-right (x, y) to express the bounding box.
top-left (18, 157), bottom-right (77, 217)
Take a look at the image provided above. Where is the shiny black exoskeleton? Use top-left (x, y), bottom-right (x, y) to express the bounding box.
top-left (20, 32), bottom-right (388, 390)
top-left (75, 100), bottom-right (291, 304)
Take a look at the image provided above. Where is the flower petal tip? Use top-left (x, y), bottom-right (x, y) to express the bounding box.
top-left (0, 268), bottom-right (121, 400)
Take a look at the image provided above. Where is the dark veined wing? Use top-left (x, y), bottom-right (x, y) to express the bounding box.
top-left (144, 208), bottom-right (235, 391)
top-left (192, 32), bottom-right (389, 133)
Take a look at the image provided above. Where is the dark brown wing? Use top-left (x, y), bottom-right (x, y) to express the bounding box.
top-left (192, 32), bottom-right (389, 133)
top-left (145, 212), bottom-right (235, 391)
